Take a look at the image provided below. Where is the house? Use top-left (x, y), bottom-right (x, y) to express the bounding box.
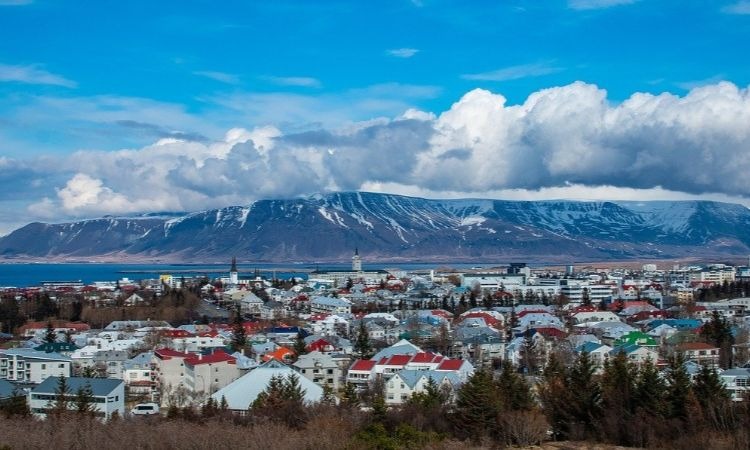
top-left (311, 296), bottom-right (352, 315)
top-left (293, 351), bottom-right (342, 391)
top-left (0, 348), bottom-right (72, 383)
top-left (151, 348), bottom-right (195, 403)
top-left (720, 368), bottom-right (750, 401)
top-left (676, 342), bottom-right (720, 367)
top-left (575, 342), bottom-right (613, 368)
top-left (123, 352), bottom-right (155, 399)
top-left (210, 360), bottom-right (323, 411)
top-left (123, 293), bottom-right (146, 306)
top-left (183, 350), bottom-right (240, 397)
top-left (240, 292), bottom-right (264, 317)
top-left (609, 344), bottom-right (658, 365)
top-left (29, 376), bottom-right (125, 420)
top-left (260, 300), bottom-right (286, 321)
top-left (385, 370), bottom-right (459, 405)
top-left (346, 359), bottom-right (377, 388)
top-left (571, 311), bottom-right (621, 324)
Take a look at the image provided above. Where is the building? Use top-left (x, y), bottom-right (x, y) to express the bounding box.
top-left (385, 370), bottom-right (459, 405)
top-left (311, 296), bottom-right (352, 315)
top-left (229, 257), bottom-right (239, 286)
top-left (293, 351), bottom-right (342, 391)
top-left (676, 342), bottom-right (720, 367)
top-left (29, 376), bottom-right (125, 420)
top-left (151, 348), bottom-right (195, 403)
top-left (183, 350), bottom-right (240, 398)
top-left (0, 349), bottom-right (72, 383)
top-left (352, 248), bottom-right (362, 272)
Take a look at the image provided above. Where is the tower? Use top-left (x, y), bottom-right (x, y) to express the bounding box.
top-left (230, 257), bottom-right (239, 285)
top-left (352, 248), bottom-right (362, 272)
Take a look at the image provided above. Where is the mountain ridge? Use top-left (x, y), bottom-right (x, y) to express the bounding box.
top-left (2, 192), bottom-right (750, 263)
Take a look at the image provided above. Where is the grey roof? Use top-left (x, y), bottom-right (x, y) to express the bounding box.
top-left (210, 360), bottom-right (323, 409)
top-left (33, 376), bottom-right (123, 397)
top-left (0, 379), bottom-right (17, 399)
top-left (0, 348), bottom-right (72, 362)
top-left (721, 368), bottom-right (750, 377)
top-left (312, 296), bottom-right (351, 308)
top-left (293, 351), bottom-right (337, 369)
top-left (371, 340), bottom-right (422, 360)
top-left (123, 351), bottom-right (153, 370)
top-left (394, 369), bottom-right (461, 389)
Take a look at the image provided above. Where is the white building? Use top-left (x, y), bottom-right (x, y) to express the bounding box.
top-left (385, 370), bottom-right (459, 405)
top-left (183, 350), bottom-right (240, 398)
top-left (311, 296), bottom-right (352, 315)
top-left (293, 351), bottom-right (342, 391)
top-left (0, 349), bottom-right (72, 383)
top-left (29, 376), bottom-right (125, 420)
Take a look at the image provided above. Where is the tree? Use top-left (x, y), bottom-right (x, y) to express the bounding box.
top-left (565, 352), bottom-right (601, 439)
top-left (693, 363), bottom-right (731, 429)
top-left (292, 331), bottom-right (308, 359)
top-left (230, 305), bottom-right (246, 353)
top-left (701, 311), bottom-right (735, 369)
top-left (665, 354), bottom-right (693, 421)
top-left (600, 351), bottom-right (637, 444)
top-left (496, 360), bottom-right (533, 411)
top-left (452, 369), bottom-right (499, 441)
top-left (634, 358), bottom-right (667, 417)
top-left (341, 382), bottom-right (360, 409)
top-left (50, 375), bottom-right (70, 415)
top-left (74, 382), bottom-right (95, 415)
top-left (354, 321), bottom-right (373, 359)
top-left (44, 320), bottom-right (57, 344)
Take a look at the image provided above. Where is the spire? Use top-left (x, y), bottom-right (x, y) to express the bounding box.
top-left (230, 257), bottom-right (237, 273)
top-left (354, 247), bottom-right (359, 256)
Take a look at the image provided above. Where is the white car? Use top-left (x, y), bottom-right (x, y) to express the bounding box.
top-left (131, 403), bottom-right (160, 416)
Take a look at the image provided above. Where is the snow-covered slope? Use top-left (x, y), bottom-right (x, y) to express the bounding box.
top-left (2, 192), bottom-right (750, 261)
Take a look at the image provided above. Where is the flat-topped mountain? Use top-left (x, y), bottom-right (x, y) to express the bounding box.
top-left (2, 192), bottom-right (750, 262)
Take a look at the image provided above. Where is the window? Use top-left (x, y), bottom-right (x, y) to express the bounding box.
top-left (327, 369), bottom-right (333, 374)
top-left (41, 364), bottom-right (46, 370)
top-left (58, 364), bottom-right (64, 369)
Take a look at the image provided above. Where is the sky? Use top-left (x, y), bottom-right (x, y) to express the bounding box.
top-left (1, 0), bottom-right (750, 234)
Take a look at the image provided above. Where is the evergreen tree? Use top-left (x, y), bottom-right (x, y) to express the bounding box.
top-left (0, 387), bottom-right (30, 418)
top-left (51, 375), bottom-right (70, 415)
top-left (538, 352), bottom-right (572, 439)
top-left (354, 321), bottom-right (373, 359)
top-left (665, 354), bottom-right (693, 421)
top-left (693, 363), bottom-right (731, 429)
top-left (634, 358), bottom-right (667, 417)
top-left (292, 331), bottom-right (308, 359)
top-left (320, 384), bottom-right (336, 406)
top-left (44, 320), bottom-right (56, 344)
top-left (74, 382), bottom-right (95, 415)
top-left (600, 351), bottom-right (637, 444)
top-left (565, 352), bottom-right (601, 439)
top-left (452, 369), bottom-right (499, 441)
top-left (201, 397), bottom-right (217, 417)
top-left (496, 359), bottom-right (533, 411)
top-left (219, 395), bottom-right (228, 412)
top-left (230, 305), bottom-right (246, 353)
top-left (341, 382), bottom-right (360, 409)
top-left (701, 311), bottom-right (735, 369)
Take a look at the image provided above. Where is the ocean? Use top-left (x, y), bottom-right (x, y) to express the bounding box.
top-left (0, 262), bottom-right (482, 288)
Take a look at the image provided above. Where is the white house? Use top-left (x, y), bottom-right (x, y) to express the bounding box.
top-left (720, 368), bottom-right (750, 402)
top-left (0, 349), bottom-right (72, 383)
top-left (385, 370), bottom-right (459, 405)
top-left (311, 296), bottom-right (352, 315)
top-left (210, 360), bottom-right (323, 411)
top-left (183, 350), bottom-right (240, 398)
top-left (293, 351), bottom-right (342, 391)
top-left (29, 376), bottom-right (125, 420)
top-left (240, 292), bottom-right (264, 316)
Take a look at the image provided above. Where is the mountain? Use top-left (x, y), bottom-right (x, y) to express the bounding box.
top-left (2, 192), bottom-right (750, 262)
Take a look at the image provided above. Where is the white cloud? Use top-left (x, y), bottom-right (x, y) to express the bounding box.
top-left (261, 76), bottom-right (322, 88)
top-left (387, 48), bottom-right (419, 58)
top-left (5, 80), bottom-right (750, 226)
top-left (722, 1), bottom-right (750, 14)
top-left (0, 63), bottom-right (76, 88)
top-left (193, 71), bottom-right (240, 84)
top-left (462, 62), bottom-right (562, 82)
top-left (568, 0), bottom-right (639, 10)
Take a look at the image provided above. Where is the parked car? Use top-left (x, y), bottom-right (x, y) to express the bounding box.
top-left (131, 402), bottom-right (160, 416)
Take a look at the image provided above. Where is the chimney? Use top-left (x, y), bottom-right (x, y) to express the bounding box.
top-left (199, 353), bottom-right (203, 360)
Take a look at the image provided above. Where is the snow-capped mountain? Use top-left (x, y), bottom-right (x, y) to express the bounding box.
top-left (2, 192), bottom-right (750, 262)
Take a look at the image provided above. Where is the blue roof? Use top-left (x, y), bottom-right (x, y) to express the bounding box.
top-left (647, 319), bottom-right (701, 331)
top-left (609, 343), bottom-right (642, 355)
top-left (0, 379), bottom-right (17, 399)
top-left (575, 341), bottom-right (606, 353)
top-left (33, 376), bottom-right (123, 397)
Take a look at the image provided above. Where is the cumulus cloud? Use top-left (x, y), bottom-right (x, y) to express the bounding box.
top-left (6, 80), bottom-right (750, 226)
top-left (0, 63), bottom-right (76, 88)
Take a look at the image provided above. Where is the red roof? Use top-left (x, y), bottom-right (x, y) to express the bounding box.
top-left (430, 309), bottom-right (454, 319)
top-left (161, 330), bottom-right (194, 338)
top-left (307, 338), bottom-right (333, 352)
top-left (677, 342), bottom-right (718, 351)
top-left (532, 327), bottom-right (568, 339)
top-left (184, 350), bottom-right (236, 366)
top-left (517, 310), bottom-right (550, 318)
top-left (410, 352), bottom-right (439, 364)
top-left (382, 355), bottom-right (411, 366)
top-left (154, 348), bottom-right (195, 360)
top-left (436, 359), bottom-right (464, 371)
top-left (462, 312), bottom-right (501, 327)
top-left (349, 359), bottom-right (377, 371)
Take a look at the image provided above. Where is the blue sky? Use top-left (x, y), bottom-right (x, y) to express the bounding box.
top-left (1, 0), bottom-right (750, 232)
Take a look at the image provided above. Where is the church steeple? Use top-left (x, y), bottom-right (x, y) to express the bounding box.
top-left (352, 248), bottom-right (362, 272)
top-left (229, 257), bottom-right (239, 285)
top-left (230, 256), bottom-right (238, 273)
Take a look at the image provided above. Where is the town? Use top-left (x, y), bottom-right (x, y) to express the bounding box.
top-left (2, 252), bottom-right (750, 448)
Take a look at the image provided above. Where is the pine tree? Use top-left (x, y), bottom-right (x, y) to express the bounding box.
top-left (600, 351), bottom-right (637, 444)
top-left (665, 354), bottom-right (692, 421)
top-left (44, 320), bottom-right (56, 344)
top-left (51, 375), bottom-right (70, 415)
top-left (538, 352), bottom-right (571, 439)
top-left (634, 358), bottom-right (667, 417)
top-left (452, 369), bottom-right (499, 441)
top-left (320, 384), bottom-right (336, 406)
top-left (292, 331), bottom-right (308, 359)
top-left (74, 382), bottom-right (95, 415)
top-left (565, 351), bottom-right (601, 439)
top-left (496, 359), bottom-right (533, 411)
top-left (701, 311), bottom-right (735, 369)
top-left (342, 382), bottom-right (360, 408)
top-left (354, 321), bottom-right (373, 359)
top-left (693, 363), bottom-right (731, 429)
top-left (230, 305), bottom-right (246, 353)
